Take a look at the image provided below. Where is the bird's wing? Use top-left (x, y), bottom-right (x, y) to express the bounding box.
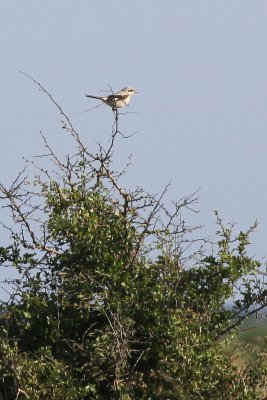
top-left (107, 91), bottom-right (128, 100)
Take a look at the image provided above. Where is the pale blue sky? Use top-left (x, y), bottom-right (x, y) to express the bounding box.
top-left (1, 1), bottom-right (267, 264)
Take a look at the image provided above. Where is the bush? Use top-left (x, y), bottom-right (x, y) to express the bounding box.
top-left (0, 78), bottom-right (266, 399)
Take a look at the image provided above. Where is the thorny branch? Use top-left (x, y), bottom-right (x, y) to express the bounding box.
top-left (0, 75), bottom-right (205, 383)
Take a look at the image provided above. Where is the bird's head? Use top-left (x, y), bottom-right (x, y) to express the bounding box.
top-left (122, 87), bottom-right (138, 95)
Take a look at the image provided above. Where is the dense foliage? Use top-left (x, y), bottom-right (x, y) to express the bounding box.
top-left (0, 82), bottom-right (266, 399)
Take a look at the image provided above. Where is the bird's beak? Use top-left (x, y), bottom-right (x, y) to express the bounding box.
top-left (134, 90), bottom-right (138, 93)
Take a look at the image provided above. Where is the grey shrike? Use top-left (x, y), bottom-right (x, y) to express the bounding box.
top-left (85, 87), bottom-right (137, 110)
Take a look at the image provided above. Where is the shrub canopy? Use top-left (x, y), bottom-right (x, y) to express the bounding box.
top-left (0, 81), bottom-right (266, 399)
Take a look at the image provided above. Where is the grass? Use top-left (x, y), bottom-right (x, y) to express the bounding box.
top-left (238, 313), bottom-right (267, 354)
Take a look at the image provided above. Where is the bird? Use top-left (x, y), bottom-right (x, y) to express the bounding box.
top-left (85, 86), bottom-right (137, 110)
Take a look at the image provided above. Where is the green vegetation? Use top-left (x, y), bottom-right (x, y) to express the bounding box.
top-left (239, 315), bottom-right (267, 357)
top-left (0, 83), bottom-right (266, 399)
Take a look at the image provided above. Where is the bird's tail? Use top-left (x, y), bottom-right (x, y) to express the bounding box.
top-left (85, 94), bottom-right (105, 100)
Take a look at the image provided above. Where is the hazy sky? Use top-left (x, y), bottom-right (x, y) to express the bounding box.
top-left (1, 1), bottom-right (267, 267)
